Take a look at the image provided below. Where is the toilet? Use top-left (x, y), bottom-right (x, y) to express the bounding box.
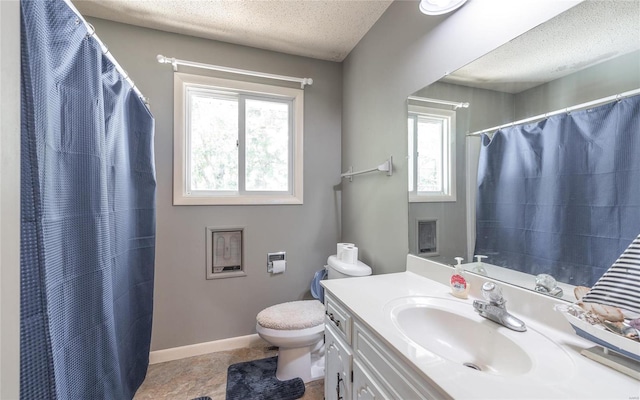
top-left (256, 255), bottom-right (372, 383)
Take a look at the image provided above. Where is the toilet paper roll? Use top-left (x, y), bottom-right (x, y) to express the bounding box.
top-left (271, 260), bottom-right (286, 274)
top-left (337, 243), bottom-right (355, 260)
top-left (341, 246), bottom-right (358, 265)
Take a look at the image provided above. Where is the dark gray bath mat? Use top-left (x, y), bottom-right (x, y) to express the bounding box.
top-left (225, 356), bottom-right (305, 400)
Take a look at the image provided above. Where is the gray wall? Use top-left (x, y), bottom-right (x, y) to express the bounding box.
top-left (1, 0), bottom-right (21, 397)
top-left (406, 46), bottom-right (640, 267)
top-left (515, 49), bottom-right (640, 119)
top-left (0, 0), bottom-right (586, 373)
top-left (408, 82), bottom-right (514, 264)
top-left (341, 0), bottom-right (581, 274)
top-left (89, 18), bottom-right (343, 351)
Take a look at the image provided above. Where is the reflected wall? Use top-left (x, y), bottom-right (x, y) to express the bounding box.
top-left (342, 0), bottom-right (579, 274)
top-left (409, 46), bottom-right (640, 290)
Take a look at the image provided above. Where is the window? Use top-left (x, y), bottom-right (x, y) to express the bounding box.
top-left (408, 105), bottom-right (456, 202)
top-left (174, 73), bottom-right (304, 205)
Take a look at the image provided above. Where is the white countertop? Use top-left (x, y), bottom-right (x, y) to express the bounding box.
top-left (321, 257), bottom-right (640, 399)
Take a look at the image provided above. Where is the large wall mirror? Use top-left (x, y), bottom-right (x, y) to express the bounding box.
top-left (407, 1), bottom-right (640, 301)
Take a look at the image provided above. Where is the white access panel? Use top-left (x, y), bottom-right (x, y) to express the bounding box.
top-left (206, 226), bottom-right (246, 279)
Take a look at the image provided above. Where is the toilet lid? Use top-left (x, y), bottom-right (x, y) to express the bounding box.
top-left (257, 300), bottom-right (324, 330)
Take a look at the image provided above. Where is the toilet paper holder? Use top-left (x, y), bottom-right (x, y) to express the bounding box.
top-left (267, 251), bottom-right (286, 273)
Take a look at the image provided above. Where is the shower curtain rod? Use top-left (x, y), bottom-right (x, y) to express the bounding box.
top-left (467, 87), bottom-right (640, 137)
top-left (408, 95), bottom-right (470, 109)
top-left (156, 55), bottom-right (314, 89)
top-left (63, 0), bottom-right (150, 107)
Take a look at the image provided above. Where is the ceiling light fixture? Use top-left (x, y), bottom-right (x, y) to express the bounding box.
top-left (419, 0), bottom-right (468, 15)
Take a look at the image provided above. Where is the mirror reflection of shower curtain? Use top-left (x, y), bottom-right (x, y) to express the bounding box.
top-left (20, 1), bottom-right (156, 398)
top-left (475, 94), bottom-right (640, 287)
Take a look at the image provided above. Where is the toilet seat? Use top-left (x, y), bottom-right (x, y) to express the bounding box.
top-left (257, 300), bottom-right (324, 330)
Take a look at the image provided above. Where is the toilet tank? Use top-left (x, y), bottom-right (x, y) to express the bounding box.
top-left (326, 255), bottom-right (372, 279)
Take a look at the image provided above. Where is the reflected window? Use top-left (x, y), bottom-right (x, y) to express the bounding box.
top-left (408, 105), bottom-right (456, 202)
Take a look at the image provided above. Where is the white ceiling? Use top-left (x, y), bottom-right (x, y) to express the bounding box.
top-left (442, 0), bottom-right (640, 93)
top-left (72, 0), bottom-right (394, 62)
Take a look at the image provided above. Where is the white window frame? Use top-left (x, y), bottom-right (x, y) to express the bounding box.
top-left (174, 73), bottom-right (304, 205)
top-left (408, 105), bottom-right (456, 203)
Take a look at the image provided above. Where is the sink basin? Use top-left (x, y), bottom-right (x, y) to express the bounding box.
top-left (384, 296), bottom-right (574, 381)
top-left (393, 301), bottom-right (531, 376)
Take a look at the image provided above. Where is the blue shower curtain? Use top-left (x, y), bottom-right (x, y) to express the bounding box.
top-left (475, 94), bottom-right (640, 287)
top-left (20, 1), bottom-right (156, 399)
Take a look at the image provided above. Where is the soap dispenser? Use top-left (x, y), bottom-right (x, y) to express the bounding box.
top-left (450, 257), bottom-right (471, 299)
top-left (471, 255), bottom-right (488, 276)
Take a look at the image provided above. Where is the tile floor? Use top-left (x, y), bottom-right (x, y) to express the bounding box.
top-left (134, 342), bottom-right (324, 400)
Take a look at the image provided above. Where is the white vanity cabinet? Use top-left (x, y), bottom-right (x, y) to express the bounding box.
top-left (325, 323), bottom-right (352, 400)
top-left (352, 359), bottom-right (392, 400)
top-left (324, 292), bottom-right (353, 400)
top-left (322, 260), bottom-right (640, 400)
top-left (324, 293), bottom-right (445, 400)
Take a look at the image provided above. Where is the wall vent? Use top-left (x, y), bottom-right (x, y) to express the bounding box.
top-left (417, 220), bottom-right (438, 256)
top-left (206, 227), bottom-right (246, 280)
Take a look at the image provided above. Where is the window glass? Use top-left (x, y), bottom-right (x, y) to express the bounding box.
top-left (416, 116), bottom-right (444, 193)
top-left (189, 93), bottom-right (238, 191)
top-left (408, 117), bottom-right (414, 193)
top-left (245, 99), bottom-right (289, 191)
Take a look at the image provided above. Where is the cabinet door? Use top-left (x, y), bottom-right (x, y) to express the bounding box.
top-left (325, 326), bottom-right (352, 400)
top-left (352, 359), bottom-right (392, 400)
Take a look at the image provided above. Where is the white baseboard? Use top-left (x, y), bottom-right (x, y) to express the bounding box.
top-left (149, 333), bottom-right (266, 365)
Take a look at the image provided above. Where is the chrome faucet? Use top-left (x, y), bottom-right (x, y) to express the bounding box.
top-left (473, 282), bottom-right (526, 332)
top-left (534, 274), bottom-right (564, 298)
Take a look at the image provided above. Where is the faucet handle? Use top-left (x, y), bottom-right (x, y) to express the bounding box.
top-left (534, 274), bottom-right (564, 297)
top-left (481, 282), bottom-right (504, 305)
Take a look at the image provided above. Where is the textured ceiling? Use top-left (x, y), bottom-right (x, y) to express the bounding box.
top-left (72, 0), bottom-right (393, 62)
top-left (442, 0), bottom-right (640, 93)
